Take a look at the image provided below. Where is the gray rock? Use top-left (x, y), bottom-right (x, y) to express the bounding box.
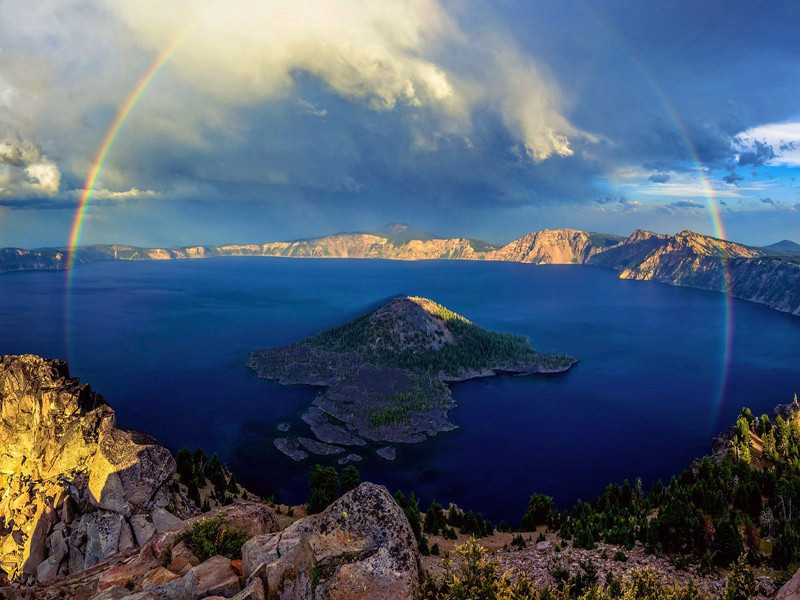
top-left (276, 422), bottom-right (290, 432)
top-left (243, 482), bottom-right (420, 600)
top-left (130, 514), bottom-right (157, 546)
top-left (297, 436), bottom-right (345, 455)
top-left (183, 555), bottom-right (241, 599)
top-left (301, 407), bottom-right (366, 446)
top-left (777, 567), bottom-right (800, 599)
top-left (230, 578), bottom-right (265, 600)
top-left (88, 428), bottom-right (176, 516)
top-left (83, 512), bottom-right (127, 568)
top-left (91, 586), bottom-right (134, 599)
top-left (273, 438), bottom-right (308, 462)
top-left (68, 545), bottom-right (85, 574)
top-left (35, 555), bottom-right (60, 584)
top-left (141, 565), bottom-right (184, 599)
top-left (376, 446), bottom-right (396, 461)
top-left (264, 536), bottom-right (315, 599)
top-left (337, 453), bottom-right (363, 465)
top-left (47, 527), bottom-right (69, 563)
top-left (21, 498), bottom-right (56, 577)
top-left (119, 519), bottom-right (135, 552)
top-left (151, 507), bottom-right (182, 533)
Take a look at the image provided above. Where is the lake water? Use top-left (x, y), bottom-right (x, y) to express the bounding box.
top-left (1, 257), bottom-right (798, 523)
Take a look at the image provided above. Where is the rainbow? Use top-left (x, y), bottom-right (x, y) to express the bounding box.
top-left (577, 2), bottom-right (735, 426)
top-left (64, 16), bottom-right (736, 423)
top-left (66, 31), bottom-right (187, 271)
top-left (64, 31), bottom-right (188, 362)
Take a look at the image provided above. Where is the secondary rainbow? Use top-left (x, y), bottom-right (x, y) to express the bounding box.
top-left (577, 1), bottom-right (735, 426)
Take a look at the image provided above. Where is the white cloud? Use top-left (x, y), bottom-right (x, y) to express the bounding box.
top-left (101, 0), bottom-right (580, 161)
top-left (73, 187), bottom-right (157, 201)
top-left (0, 132), bottom-right (61, 197)
top-left (736, 120), bottom-right (800, 167)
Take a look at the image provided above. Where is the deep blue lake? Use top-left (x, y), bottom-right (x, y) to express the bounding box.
top-left (1, 257), bottom-right (798, 523)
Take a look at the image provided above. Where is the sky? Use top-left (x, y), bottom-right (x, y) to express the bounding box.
top-left (1, 0), bottom-right (799, 248)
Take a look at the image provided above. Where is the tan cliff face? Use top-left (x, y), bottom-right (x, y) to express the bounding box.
top-left (3, 226), bottom-right (800, 316)
top-left (486, 228), bottom-right (611, 264)
top-left (586, 229), bottom-right (800, 315)
top-left (0, 355), bottom-right (184, 585)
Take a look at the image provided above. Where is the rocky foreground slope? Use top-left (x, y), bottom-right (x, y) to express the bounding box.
top-left (0, 355), bottom-right (187, 585)
top-left (0, 355), bottom-right (421, 599)
top-left (4, 354), bottom-right (800, 599)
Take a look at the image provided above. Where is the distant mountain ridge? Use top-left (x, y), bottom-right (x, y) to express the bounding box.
top-left (3, 224), bottom-right (800, 316)
top-left (762, 239), bottom-right (800, 256)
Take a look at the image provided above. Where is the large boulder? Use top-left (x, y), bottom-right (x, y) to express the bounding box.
top-left (776, 567), bottom-right (800, 599)
top-left (243, 482), bottom-right (420, 600)
top-left (144, 502), bottom-right (280, 564)
top-left (88, 429), bottom-right (176, 516)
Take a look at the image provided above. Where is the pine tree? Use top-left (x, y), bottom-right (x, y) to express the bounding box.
top-left (187, 480), bottom-right (201, 507)
top-left (307, 465), bottom-right (340, 514)
top-left (341, 465), bottom-right (361, 492)
top-left (176, 447), bottom-right (193, 485)
top-left (227, 473), bottom-right (239, 494)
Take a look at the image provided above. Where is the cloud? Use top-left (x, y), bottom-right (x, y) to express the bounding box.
top-left (670, 199), bottom-right (704, 209)
top-left (736, 139), bottom-right (776, 167)
top-left (296, 98), bottom-right (327, 117)
top-left (0, 129), bottom-right (61, 198)
top-left (101, 0), bottom-right (581, 161)
top-left (736, 121), bottom-right (800, 167)
top-left (722, 172), bottom-right (744, 185)
top-left (648, 173), bottom-right (671, 183)
top-left (71, 187), bottom-right (158, 201)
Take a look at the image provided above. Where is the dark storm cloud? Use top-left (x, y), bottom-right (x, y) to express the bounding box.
top-left (3, 0), bottom-right (800, 246)
top-left (722, 172), bottom-right (744, 185)
top-left (737, 140), bottom-right (776, 167)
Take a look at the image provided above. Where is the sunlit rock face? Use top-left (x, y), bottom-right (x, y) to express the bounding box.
top-left (243, 482), bottom-right (421, 600)
top-left (486, 228), bottom-right (622, 264)
top-left (589, 230), bottom-right (800, 315)
top-left (0, 355), bottom-right (184, 585)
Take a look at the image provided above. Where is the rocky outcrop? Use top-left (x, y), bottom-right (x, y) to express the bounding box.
top-left (588, 229), bottom-right (800, 315)
top-left (242, 482), bottom-right (420, 600)
top-left (776, 566), bottom-right (800, 599)
top-left (5, 484), bottom-right (413, 599)
top-left (0, 355), bottom-right (186, 585)
top-left (5, 224), bottom-right (800, 318)
top-left (0, 226), bottom-right (494, 275)
top-left (0, 355), bottom-right (421, 598)
top-left (487, 228), bottom-right (622, 264)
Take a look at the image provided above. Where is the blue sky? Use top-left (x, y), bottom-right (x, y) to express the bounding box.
top-left (1, 0), bottom-right (799, 247)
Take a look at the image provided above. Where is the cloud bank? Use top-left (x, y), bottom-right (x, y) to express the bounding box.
top-left (0, 128), bottom-right (60, 198)
top-left (103, 0), bottom-right (579, 161)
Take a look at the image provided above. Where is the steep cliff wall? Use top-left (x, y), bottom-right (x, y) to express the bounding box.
top-left (0, 355), bottom-right (187, 585)
top-left (3, 226), bottom-right (800, 317)
top-left (486, 228), bottom-right (622, 264)
top-left (589, 230), bottom-right (800, 315)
